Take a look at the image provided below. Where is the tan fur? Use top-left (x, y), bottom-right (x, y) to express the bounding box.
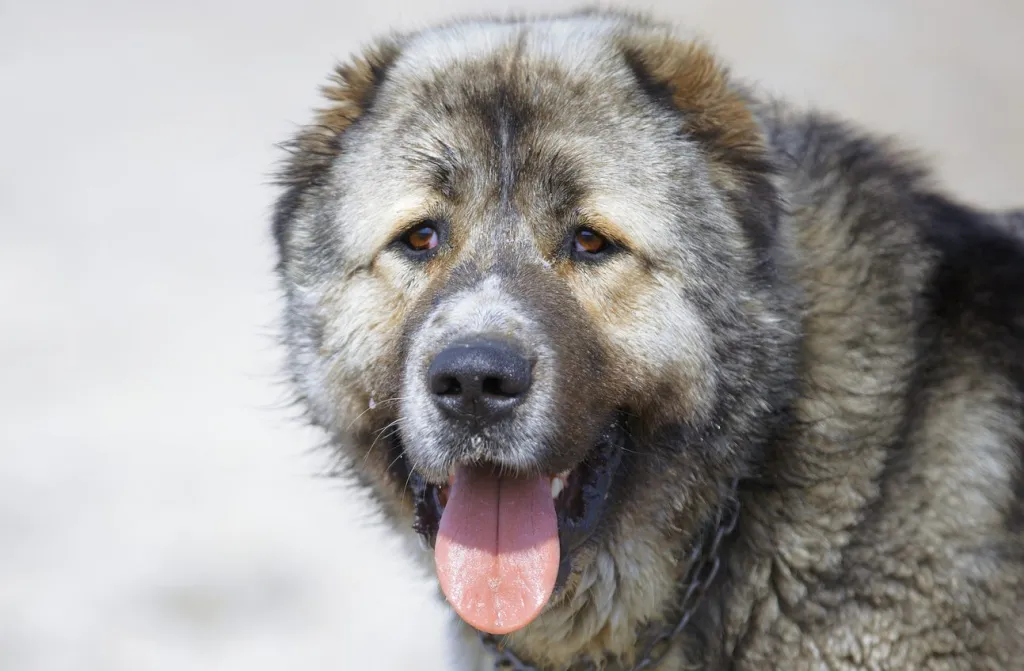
top-left (277, 40), bottom-right (400, 189)
top-left (618, 36), bottom-right (765, 166)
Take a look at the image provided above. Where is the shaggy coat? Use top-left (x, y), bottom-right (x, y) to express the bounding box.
top-left (273, 10), bottom-right (1024, 670)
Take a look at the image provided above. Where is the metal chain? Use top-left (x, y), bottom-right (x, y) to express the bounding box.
top-left (482, 479), bottom-right (741, 671)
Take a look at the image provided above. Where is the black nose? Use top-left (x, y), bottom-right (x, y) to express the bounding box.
top-left (427, 340), bottom-right (532, 424)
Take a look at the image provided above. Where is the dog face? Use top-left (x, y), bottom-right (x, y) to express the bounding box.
top-left (274, 10), bottom-right (796, 662)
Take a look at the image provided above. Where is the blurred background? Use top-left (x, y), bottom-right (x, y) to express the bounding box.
top-left (1, 0), bottom-right (1021, 669)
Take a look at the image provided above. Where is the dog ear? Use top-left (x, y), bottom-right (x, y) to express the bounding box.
top-left (273, 40), bottom-right (401, 248)
top-left (278, 40), bottom-right (400, 188)
top-left (618, 35), bottom-right (766, 171)
top-left (618, 33), bottom-right (780, 250)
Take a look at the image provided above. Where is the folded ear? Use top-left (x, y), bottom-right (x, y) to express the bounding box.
top-left (618, 35), bottom-right (766, 167)
top-left (618, 33), bottom-right (780, 253)
top-left (274, 40), bottom-right (401, 248)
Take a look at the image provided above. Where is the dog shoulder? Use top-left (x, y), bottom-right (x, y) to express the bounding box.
top-left (732, 102), bottom-right (1024, 667)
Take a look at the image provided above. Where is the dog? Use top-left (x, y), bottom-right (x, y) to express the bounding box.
top-left (271, 9), bottom-right (1024, 670)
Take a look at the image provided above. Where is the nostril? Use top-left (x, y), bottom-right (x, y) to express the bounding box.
top-left (432, 375), bottom-right (462, 396)
top-left (481, 376), bottom-right (509, 397)
top-left (483, 372), bottom-right (530, 398)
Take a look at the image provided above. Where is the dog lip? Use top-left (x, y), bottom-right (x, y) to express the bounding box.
top-left (405, 414), bottom-right (627, 595)
top-left (551, 419), bottom-right (626, 593)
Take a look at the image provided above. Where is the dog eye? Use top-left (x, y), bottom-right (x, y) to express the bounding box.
top-left (402, 223), bottom-right (440, 253)
top-left (573, 228), bottom-right (609, 256)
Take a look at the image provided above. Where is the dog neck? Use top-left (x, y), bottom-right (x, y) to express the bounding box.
top-left (479, 478), bottom-right (742, 671)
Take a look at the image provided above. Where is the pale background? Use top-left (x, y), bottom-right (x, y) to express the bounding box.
top-left (2, 1), bottom-right (1021, 669)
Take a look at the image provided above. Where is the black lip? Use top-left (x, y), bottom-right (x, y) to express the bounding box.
top-left (404, 416), bottom-right (627, 595)
top-left (552, 420), bottom-right (625, 590)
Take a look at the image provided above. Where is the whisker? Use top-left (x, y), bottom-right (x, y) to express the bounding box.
top-left (344, 395), bottom-right (408, 431)
top-left (400, 465), bottom-right (415, 508)
top-left (362, 418), bottom-right (403, 468)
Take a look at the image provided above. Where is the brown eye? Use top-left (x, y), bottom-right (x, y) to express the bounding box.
top-left (402, 223), bottom-right (439, 252)
top-left (573, 228), bottom-right (608, 255)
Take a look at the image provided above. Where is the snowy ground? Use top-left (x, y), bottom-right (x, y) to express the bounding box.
top-left (2, 1), bottom-right (1021, 669)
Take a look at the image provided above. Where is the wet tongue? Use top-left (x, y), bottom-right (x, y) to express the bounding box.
top-left (434, 465), bottom-right (559, 634)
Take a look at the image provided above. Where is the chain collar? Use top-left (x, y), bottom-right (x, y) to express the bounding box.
top-left (481, 478), bottom-right (741, 671)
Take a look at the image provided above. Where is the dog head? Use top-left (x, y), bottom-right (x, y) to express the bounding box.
top-left (274, 10), bottom-right (796, 664)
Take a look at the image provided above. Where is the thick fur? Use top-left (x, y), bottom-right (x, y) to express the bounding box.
top-left (272, 10), bottom-right (1024, 670)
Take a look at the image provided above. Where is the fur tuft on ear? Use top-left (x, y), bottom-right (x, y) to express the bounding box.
top-left (273, 40), bottom-right (401, 251)
top-left (619, 33), bottom-right (780, 262)
top-left (619, 36), bottom-right (766, 170)
top-left (277, 40), bottom-right (400, 189)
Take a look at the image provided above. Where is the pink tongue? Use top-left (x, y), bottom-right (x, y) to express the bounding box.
top-left (434, 466), bottom-right (559, 634)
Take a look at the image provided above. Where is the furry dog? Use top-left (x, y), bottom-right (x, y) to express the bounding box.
top-left (272, 10), bottom-right (1024, 669)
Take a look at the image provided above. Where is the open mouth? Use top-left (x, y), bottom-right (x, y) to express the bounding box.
top-left (402, 418), bottom-right (627, 635)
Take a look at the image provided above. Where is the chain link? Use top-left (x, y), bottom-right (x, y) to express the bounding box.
top-left (482, 479), bottom-right (741, 671)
